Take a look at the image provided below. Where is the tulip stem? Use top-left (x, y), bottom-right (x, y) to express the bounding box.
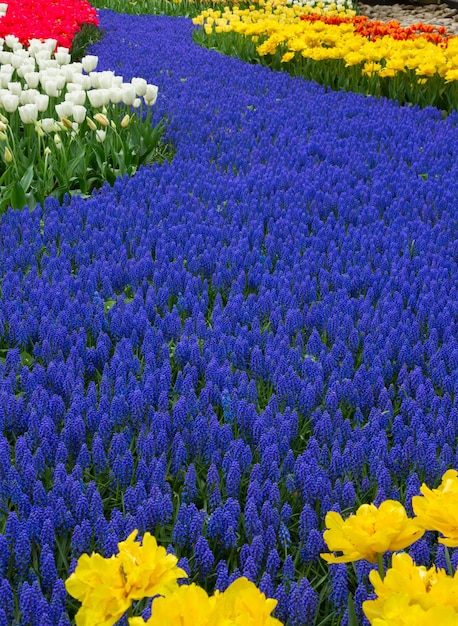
top-left (444, 546), bottom-right (453, 577)
top-left (376, 553), bottom-right (385, 581)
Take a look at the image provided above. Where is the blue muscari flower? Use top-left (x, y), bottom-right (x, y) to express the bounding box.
top-left (170, 433), bottom-right (188, 476)
top-left (221, 388), bottom-right (233, 423)
top-left (14, 528), bottom-right (31, 579)
top-left (40, 545), bottom-right (58, 596)
top-left (0, 579), bottom-right (14, 623)
top-left (274, 584), bottom-right (289, 624)
top-left (215, 559), bottom-right (229, 592)
top-left (194, 536), bottom-right (214, 580)
top-left (409, 538), bottom-right (431, 567)
top-left (329, 563), bottom-right (348, 615)
top-left (225, 461), bottom-right (241, 499)
top-left (182, 463), bottom-right (198, 504)
top-left (104, 531), bottom-right (119, 558)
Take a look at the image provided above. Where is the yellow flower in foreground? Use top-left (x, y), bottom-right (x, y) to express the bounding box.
top-left (214, 577), bottom-right (282, 626)
top-left (412, 469), bottom-right (458, 547)
top-left (129, 584), bottom-right (215, 626)
top-left (321, 500), bottom-right (424, 564)
top-left (65, 553), bottom-right (130, 626)
top-left (363, 552), bottom-right (458, 625)
top-left (116, 530), bottom-right (187, 601)
top-left (281, 51), bottom-right (295, 63)
top-left (66, 530), bottom-right (187, 626)
top-left (129, 578), bottom-right (282, 626)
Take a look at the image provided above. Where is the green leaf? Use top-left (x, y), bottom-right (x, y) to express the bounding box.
top-left (104, 299), bottom-right (116, 314)
top-left (20, 351), bottom-right (34, 367)
top-left (20, 164), bottom-right (34, 193)
top-left (10, 182), bottom-right (27, 209)
top-left (347, 593), bottom-right (358, 626)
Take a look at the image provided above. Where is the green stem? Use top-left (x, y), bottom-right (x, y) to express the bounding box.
top-left (347, 592), bottom-right (358, 626)
top-left (444, 545), bottom-right (453, 577)
top-left (376, 552), bottom-right (385, 581)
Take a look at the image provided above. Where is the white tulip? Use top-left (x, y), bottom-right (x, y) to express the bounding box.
top-left (80, 75), bottom-right (92, 90)
top-left (16, 61), bottom-right (36, 79)
top-left (72, 105), bottom-right (87, 124)
top-left (144, 84), bottom-right (158, 106)
top-left (41, 67), bottom-right (60, 78)
top-left (20, 89), bottom-right (39, 104)
top-left (24, 72), bottom-right (40, 89)
top-left (82, 55), bottom-right (98, 73)
top-left (131, 77), bottom-right (147, 97)
top-left (41, 117), bottom-right (56, 133)
top-left (34, 50), bottom-right (52, 63)
top-left (38, 59), bottom-right (58, 70)
top-left (109, 86), bottom-right (123, 104)
top-left (55, 75), bottom-right (66, 90)
top-left (2, 93), bottom-right (18, 113)
top-left (0, 4), bottom-right (8, 15)
top-left (121, 83), bottom-right (136, 105)
top-left (5, 35), bottom-right (20, 49)
top-left (28, 39), bottom-right (46, 56)
top-left (55, 50), bottom-right (71, 65)
top-left (44, 39), bottom-right (58, 52)
top-left (0, 71), bottom-right (12, 88)
top-left (19, 103), bottom-right (38, 124)
top-left (42, 80), bottom-right (60, 97)
top-left (7, 82), bottom-right (21, 96)
top-left (89, 72), bottom-right (100, 88)
top-left (71, 62), bottom-right (83, 75)
top-left (55, 100), bottom-right (73, 118)
top-left (133, 97), bottom-right (141, 108)
top-left (97, 71), bottom-right (116, 89)
top-left (0, 51), bottom-right (12, 64)
top-left (11, 50), bottom-right (30, 69)
top-left (95, 129), bottom-right (106, 143)
top-left (35, 93), bottom-right (49, 112)
top-left (65, 90), bottom-right (86, 106)
top-left (87, 88), bottom-right (109, 108)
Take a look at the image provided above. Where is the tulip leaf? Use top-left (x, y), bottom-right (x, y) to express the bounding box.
top-left (20, 164), bottom-right (34, 193)
top-left (10, 182), bottom-right (27, 210)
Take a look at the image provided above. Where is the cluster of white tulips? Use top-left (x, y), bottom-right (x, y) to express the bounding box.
top-left (0, 34), bottom-right (158, 140)
top-left (0, 31), bottom-right (166, 213)
top-left (284, 0), bottom-right (354, 11)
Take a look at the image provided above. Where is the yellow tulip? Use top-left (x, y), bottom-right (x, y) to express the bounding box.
top-left (363, 552), bottom-right (458, 625)
top-left (129, 584), bottom-right (216, 626)
top-left (213, 577), bottom-right (283, 626)
top-left (66, 530), bottom-right (187, 626)
top-left (412, 469), bottom-right (458, 547)
top-left (116, 530), bottom-right (187, 601)
top-left (65, 553), bottom-right (131, 626)
top-left (321, 500), bottom-right (424, 564)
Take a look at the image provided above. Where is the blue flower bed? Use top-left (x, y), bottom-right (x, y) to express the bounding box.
top-left (0, 11), bottom-right (457, 625)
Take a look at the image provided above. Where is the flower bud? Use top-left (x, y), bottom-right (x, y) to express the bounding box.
top-left (4, 146), bottom-right (12, 162)
top-left (93, 113), bottom-right (109, 127)
top-left (86, 117), bottom-right (97, 131)
top-left (34, 122), bottom-right (45, 137)
top-left (61, 117), bottom-right (73, 129)
top-left (120, 114), bottom-right (130, 128)
top-left (95, 129), bottom-right (106, 143)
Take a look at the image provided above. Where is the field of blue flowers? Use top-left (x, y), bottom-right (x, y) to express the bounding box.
top-left (0, 10), bottom-right (457, 625)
